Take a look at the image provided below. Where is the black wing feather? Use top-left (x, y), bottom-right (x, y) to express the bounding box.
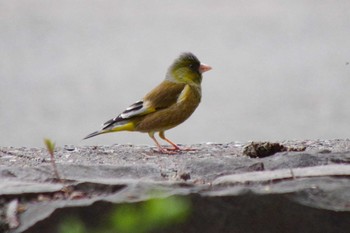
top-left (102, 100), bottom-right (144, 130)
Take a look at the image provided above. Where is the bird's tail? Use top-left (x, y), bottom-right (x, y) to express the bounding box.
top-left (83, 130), bottom-right (105, 140)
top-left (83, 122), bottom-right (136, 140)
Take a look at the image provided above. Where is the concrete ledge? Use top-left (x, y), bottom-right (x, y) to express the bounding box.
top-left (1, 140), bottom-right (350, 233)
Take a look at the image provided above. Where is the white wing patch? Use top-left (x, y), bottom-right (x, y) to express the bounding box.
top-left (120, 100), bottom-right (153, 119)
top-left (102, 100), bottom-right (154, 129)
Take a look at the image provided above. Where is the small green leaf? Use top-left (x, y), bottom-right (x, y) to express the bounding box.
top-left (44, 138), bottom-right (55, 154)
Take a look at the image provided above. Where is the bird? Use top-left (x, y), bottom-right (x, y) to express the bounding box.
top-left (83, 52), bottom-right (212, 154)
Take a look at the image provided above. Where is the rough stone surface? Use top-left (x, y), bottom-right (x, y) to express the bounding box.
top-left (1, 140), bottom-right (350, 233)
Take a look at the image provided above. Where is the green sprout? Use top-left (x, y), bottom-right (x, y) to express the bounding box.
top-left (44, 138), bottom-right (61, 180)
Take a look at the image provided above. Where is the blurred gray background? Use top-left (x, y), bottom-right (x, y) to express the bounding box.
top-left (1, 0), bottom-right (349, 147)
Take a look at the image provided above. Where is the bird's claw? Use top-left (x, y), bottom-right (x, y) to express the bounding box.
top-left (166, 147), bottom-right (196, 152)
top-left (153, 146), bottom-right (197, 154)
top-left (153, 148), bottom-right (177, 154)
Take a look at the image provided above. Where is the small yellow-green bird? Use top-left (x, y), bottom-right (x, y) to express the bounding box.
top-left (84, 52), bottom-right (212, 153)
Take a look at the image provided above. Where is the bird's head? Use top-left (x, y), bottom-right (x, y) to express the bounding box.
top-left (166, 52), bottom-right (212, 85)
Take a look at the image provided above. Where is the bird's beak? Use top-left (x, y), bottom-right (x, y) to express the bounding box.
top-left (199, 63), bottom-right (212, 73)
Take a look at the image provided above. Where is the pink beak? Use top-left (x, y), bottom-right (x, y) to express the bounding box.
top-left (199, 63), bottom-right (212, 73)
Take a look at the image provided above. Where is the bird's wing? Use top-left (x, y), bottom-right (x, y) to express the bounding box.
top-left (102, 81), bottom-right (186, 130)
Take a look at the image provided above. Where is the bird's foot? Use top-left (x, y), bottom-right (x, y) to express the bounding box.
top-left (163, 144), bottom-right (197, 153)
top-left (152, 145), bottom-right (197, 154)
top-left (153, 148), bottom-right (178, 155)
top-left (166, 146), bottom-right (197, 152)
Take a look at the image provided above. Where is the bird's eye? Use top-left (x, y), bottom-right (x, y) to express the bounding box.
top-left (189, 64), bottom-right (194, 69)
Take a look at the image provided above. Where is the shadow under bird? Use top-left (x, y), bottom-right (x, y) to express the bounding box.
top-left (84, 52), bottom-right (212, 154)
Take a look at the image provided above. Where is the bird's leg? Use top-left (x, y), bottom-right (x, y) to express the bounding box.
top-left (158, 131), bottom-right (180, 150)
top-left (148, 132), bottom-right (176, 154)
top-left (159, 131), bottom-right (196, 151)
